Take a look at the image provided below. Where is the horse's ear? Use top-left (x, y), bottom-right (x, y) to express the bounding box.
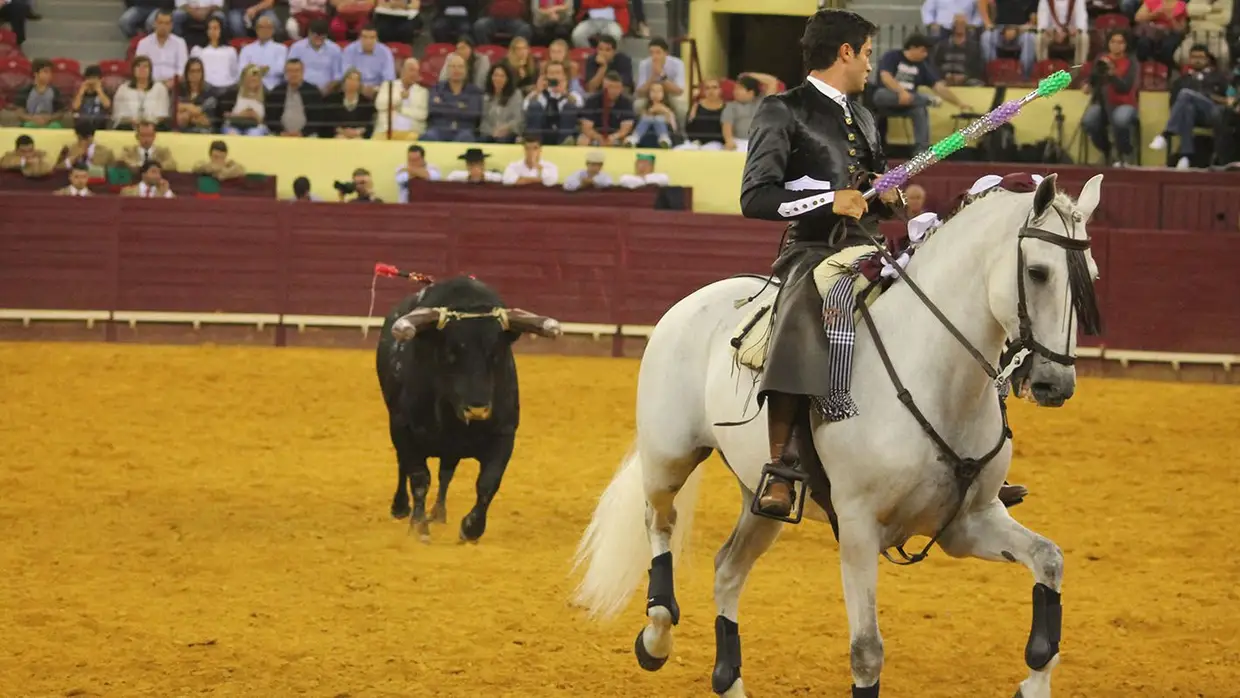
top-left (1075, 173), bottom-right (1104, 223)
top-left (1033, 172), bottom-right (1058, 218)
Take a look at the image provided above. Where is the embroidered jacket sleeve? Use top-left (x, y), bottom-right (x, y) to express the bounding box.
top-left (740, 97), bottom-right (840, 223)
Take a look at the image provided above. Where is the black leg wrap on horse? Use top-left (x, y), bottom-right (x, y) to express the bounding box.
top-left (1024, 582), bottom-right (1062, 670)
top-left (851, 680), bottom-right (880, 697)
top-left (710, 615), bottom-right (742, 695)
top-left (646, 552), bottom-right (680, 625)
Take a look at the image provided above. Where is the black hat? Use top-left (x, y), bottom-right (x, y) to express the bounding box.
top-left (458, 147), bottom-right (490, 163)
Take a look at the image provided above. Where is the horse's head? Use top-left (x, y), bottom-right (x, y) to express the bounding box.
top-left (986, 173), bottom-right (1103, 407)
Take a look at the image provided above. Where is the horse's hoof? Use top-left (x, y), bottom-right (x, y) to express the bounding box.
top-left (633, 628), bottom-right (668, 672)
top-left (429, 506), bottom-right (447, 524)
top-left (459, 512), bottom-right (486, 542)
top-left (717, 677), bottom-right (746, 698)
top-left (410, 519), bottom-right (430, 543)
top-left (390, 502), bottom-right (411, 519)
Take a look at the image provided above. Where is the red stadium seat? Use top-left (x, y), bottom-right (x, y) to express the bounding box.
top-left (51, 68), bottom-right (83, 96)
top-left (1033, 59), bottom-right (1070, 81)
top-left (529, 45), bottom-right (549, 63)
top-left (420, 52), bottom-right (446, 85)
top-left (717, 77), bottom-right (736, 101)
top-left (1093, 12), bottom-right (1130, 31)
top-left (50, 57), bottom-right (81, 76)
top-left (127, 33), bottom-right (145, 61)
top-left (0, 54), bottom-right (32, 104)
top-left (475, 44), bottom-right (507, 64)
top-left (98, 58), bottom-right (131, 95)
top-left (230, 37), bottom-right (255, 51)
top-left (986, 58), bottom-right (1025, 86)
top-left (424, 42), bottom-right (455, 59)
top-left (387, 41), bottom-right (413, 65)
top-left (0, 42), bottom-right (21, 58)
top-left (0, 28), bottom-right (18, 48)
top-left (1140, 60), bottom-right (1168, 90)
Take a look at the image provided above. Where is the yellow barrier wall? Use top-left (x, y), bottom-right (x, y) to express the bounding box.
top-left (0, 87), bottom-right (1171, 213)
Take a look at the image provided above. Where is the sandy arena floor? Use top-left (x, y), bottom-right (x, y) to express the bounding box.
top-left (1, 342), bottom-right (1237, 697)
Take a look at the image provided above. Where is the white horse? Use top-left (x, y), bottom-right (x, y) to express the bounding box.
top-left (572, 172), bottom-right (1104, 697)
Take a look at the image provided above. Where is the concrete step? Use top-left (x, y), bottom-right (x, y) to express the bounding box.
top-left (20, 38), bottom-right (124, 65)
top-left (33, 0), bottom-right (119, 22)
top-left (27, 19), bottom-right (127, 43)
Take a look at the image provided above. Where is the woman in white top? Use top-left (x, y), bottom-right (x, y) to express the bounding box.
top-left (189, 17), bottom-right (239, 89)
top-left (221, 65), bottom-right (269, 136)
top-left (111, 55), bottom-right (171, 129)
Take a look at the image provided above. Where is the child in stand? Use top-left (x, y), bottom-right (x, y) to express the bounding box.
top-left (626, 81), bottom-right (676, 148)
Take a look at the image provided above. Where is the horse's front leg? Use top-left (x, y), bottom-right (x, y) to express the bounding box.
top-left (839, 518), bottom-right (884, 697)
top-left (939, 501), bottom-right (1064, 698)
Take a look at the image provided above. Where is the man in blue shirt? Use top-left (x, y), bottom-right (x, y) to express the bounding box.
top-left (238, 15), bottom-right (289, 90)
top-left (287, 18), bottom-right (343, 92)
top-left (873, 34), bottom-right (968, 153)
top-left (341, 24), bottom-right (396, 98)
top-left (424, 53), bottom-right (483, 141)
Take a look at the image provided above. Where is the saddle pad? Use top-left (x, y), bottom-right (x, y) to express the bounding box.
top-left (731, 301), bottom-right (774, 371)
top-left (812, 244), bottom-right (876, 298)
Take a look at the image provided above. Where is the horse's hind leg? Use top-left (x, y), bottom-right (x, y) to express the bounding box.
top-left (710, 483), bottom-right (783, 697)
top-left (634, 444), bottom-right (712, 673)
top-left (938, 502), bottom-right (1064, 698)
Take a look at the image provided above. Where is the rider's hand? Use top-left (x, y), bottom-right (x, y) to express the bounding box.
top-left (833, 189), bottom-right (868, 220)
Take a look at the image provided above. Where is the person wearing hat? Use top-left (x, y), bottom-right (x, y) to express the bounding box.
top-left (192, 139), bottom-right (247, 180)
top-left (446, 147), bottom-right (502, 183)
top-left (617, 152), bottom-right (668, 188)
top-left (563, 150), bottom-right (613, 191)
top-left (121, 160), bottom-right (175, 197)
top-left (54, 162), bottom-right (94, 197)
top-left (57, 123), bottom-right (114, 172)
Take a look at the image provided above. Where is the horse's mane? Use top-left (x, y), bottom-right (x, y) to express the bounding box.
top-left (923, 182), bottom-right (1077, 243)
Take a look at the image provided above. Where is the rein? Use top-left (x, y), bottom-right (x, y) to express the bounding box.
top-left (859, 194), bottom-right (1092, 565)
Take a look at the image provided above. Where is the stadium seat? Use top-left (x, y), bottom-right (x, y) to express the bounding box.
top-left (986, 58), bottom-right (1025, 86)
top-left (1093, 13), bottom-right (1131, 31)
top-left (230, 37), bottom-right (254, 51)
top-left (50, 57), bottom-right (81, 76)
top-left (127, 33), bottom-right (145, 61)
top-left (420, 52), bottom-right (446, 85)
top-left (1033, 59), bottom-right (1070, 81)
top-left (0, 42), bottom-right (20, 57)
top-left (425, 42), bottom-right (455, 59)
top-left (97, 58), bottom-right (130, 95)
top-left (530, 46), bottom-right (549, 62)
top-left (0, 28), bottom-right (18, 48)
top-left (1140, 60), bottom-right (1168, 91)
top-left (0, 55), bottom-right (32, 104)
top-left (387, 42), bottom-right (413, 64)
top-left (718, 77), bottom-right (736, 101)
top-left (50, 59), bottom-right (83, 96)
top-left (475, 44), bottom-right (507, 64)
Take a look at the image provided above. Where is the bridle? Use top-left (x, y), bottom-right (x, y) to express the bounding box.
top-left (855, 189), bottom-right (1100, 565)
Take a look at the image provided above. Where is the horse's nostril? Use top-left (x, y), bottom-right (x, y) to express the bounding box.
top-left (1031, 382), bottom-right (1054, 396)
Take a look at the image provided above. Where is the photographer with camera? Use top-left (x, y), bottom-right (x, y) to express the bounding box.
top-left (335, 167), bottom-right (382, 202)
top-left (1149, 45), bottom-right (1229, 168)
top-left (1080, 30), bottom-right (1140, 167)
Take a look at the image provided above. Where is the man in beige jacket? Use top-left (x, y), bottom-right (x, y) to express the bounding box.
top-left (373, 57), bottom-right (428, 140)
top-left (0, 134), bottom-right (54, 177)
top-left (191, 140), bottom-right (247, 180)
top-left (120, 120), bottom-right (178, 172)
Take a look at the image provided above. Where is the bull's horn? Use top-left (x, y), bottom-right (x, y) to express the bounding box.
top-left (507, 308), bottom-right (562, 338)
top-left (391, 307), bottom-right (444, 341)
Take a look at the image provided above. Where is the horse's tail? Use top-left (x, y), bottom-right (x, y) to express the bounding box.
top-left (571, 440), bottom-right (703, 621)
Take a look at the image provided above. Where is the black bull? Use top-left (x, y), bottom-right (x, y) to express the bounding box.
top-left (375, 276), bottom-right (562, 542)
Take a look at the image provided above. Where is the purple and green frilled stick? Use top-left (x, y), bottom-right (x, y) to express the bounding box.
top-left (862, 67), bottom-right (1078, 201)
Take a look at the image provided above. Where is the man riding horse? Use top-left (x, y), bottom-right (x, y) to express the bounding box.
top-left (740, 8), bottom-right (1029, 522)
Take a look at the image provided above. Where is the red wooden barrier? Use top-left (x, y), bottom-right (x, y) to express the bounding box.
top-left (1, 194), bottom-right (1237, 354)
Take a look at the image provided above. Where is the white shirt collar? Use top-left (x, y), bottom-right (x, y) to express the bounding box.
top-left (806, 74), bottom-right (851, 116)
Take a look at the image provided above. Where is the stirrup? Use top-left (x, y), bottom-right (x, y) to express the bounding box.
top-left (750, 460), bottom-right (809, 524)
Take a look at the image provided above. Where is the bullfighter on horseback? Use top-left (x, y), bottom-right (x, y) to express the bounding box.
top-left (741, 8), bottom-right (1029, 522)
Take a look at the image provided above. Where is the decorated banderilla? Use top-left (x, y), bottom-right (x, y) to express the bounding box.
top-left (861, 67), bottom-right (1078, 201)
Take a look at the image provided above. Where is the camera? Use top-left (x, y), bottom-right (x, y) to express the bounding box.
top-left (547, 77), bottom-right (560, 88)
top-left (333, 180), bottom-right (356, 195)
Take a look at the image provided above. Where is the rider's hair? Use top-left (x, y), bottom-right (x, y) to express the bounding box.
top-left (800, 9), bottom-right (877, 72)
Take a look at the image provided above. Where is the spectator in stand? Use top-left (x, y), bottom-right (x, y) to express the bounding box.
top-left (192, 139), bottom-right (247, 178)
top-left (220, 64), bottom-right (270, 134)
top-left (288, 19), bottom-right (344, 92)
top-left (330, 0), bottom-right (376, 41)
top-left (191, 17), bottom-right (240, 88)
top-left (175, 57), bottom-right (222, 132)
top-left (112, 57), bottom-right (172, 130)
top-left (922, 0), bottom-right (982, 39)
top-left (584, 35), bottom-right (633, 92)
top-left (721, 75), bottom-right (762, 152)
top-left (933, 14), bottom-right (986, 86)
top-left (58, 123), bottom-right (114, 171)
top-left (480, 63), bottom-right (526, 143)
top-left (395, 144), bottom-right (442, 202)
top-left (1036, 0), bottom-right (1088, 66)
top-left (71, 66), bottom-right (112, 132)
top-left (475, 0), bottom-right (533, 44)
top-left (239, 15), bottom-right (288, 89)
top-left (500, 36), bottom-right (540, 94)
top-left (136, 11), bottom-right (189, 86)
top-left (572, 0), bottom-right (627, 48)
top-left (0, 59), bottom-right (67, 129)
top-left (905, 183), bottom-right (928, 216)
top-left (438, 36), bottom-right (492, 89)
top-left (501, 134), bottom-right (559, 186)
top-left (424, 53), bottom-right (484, 141)
top-left (674, 78), bottom-right (724, 150)
top-left (266, 57), bottom-right (326, 137)
top-left (617, 152), bottom-right (667, 187)
top-left (446, 147), bottom-right (503, 182)
top-left (874, 34), bottom-right (970, 154)
top-left (1080, 29), bottom-right (1140, 166)
top-left (55, 163), bottom-right (94, 196)
top-left (118, 0), bottom-right (168, 38)
top-left (543, 39), bottom-right (586, 97)
top-left (1150, 44), bottom-right (1229, 167)
top-left (636, 37), bottom-right (687, 123)
top-left (322, 67), bottom-right (376, 137)
top-left (286, 0), bottom-right (330, 40)
top-left (1133, 0), bottom-right (1187, 67)
top-left (432, 1), bottom-right (481, 43)
top-left (290, 175), bottom-right (322, 200)
top-left (0, 134), bottom-right (53, 177)
top-left (626, 80), bottom-right (676, 147)
top-left (342, 25), bottom-right (396, 97)
top-left (0, 0), bottom-right (32, 48)
top-left (532, 0), bottom-right (574, 45)
top-left (228, 0), bottom-right (280, 40)
top-left (374, 57), bottom-right (429, 139)
top-left (373, 0), bottom-right (422, 43)
top-left (578, 70), bottom-right (634, 146)
top-left (629, 0), bottom-right (650, 38)
top-left (121, 160), bottom-right (175, 197)
top-left (979, 0), bottom-right (1037, 76)
top-left (562, 149), bottom-right (612, 190)
top-left (121, 120), bottom-right (178, 170)
top-left (173, 0), bottom-right (225, 45)
top-left (524, 60), bottom-right (581, 143)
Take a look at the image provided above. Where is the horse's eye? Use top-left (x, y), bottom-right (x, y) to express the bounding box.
top-left (1028, 266), bottom-right (1050, 284)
